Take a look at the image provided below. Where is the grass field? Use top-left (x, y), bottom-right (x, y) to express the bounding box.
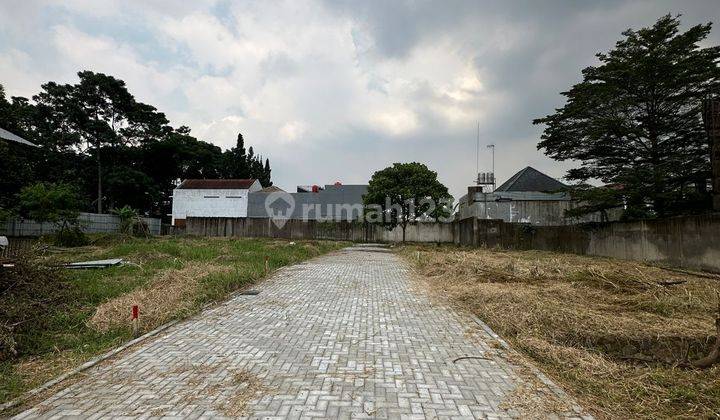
top-left (401, 245), bottom-right (720, 419)
top-left (0, 235), bottom-right (346, 405)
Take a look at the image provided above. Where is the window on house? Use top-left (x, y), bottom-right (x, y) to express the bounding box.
top-left (203, 195), bottom-right (220, 198)
top-left (225, 196), bottom-right (243, 198)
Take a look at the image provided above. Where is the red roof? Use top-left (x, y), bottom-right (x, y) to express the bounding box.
top-left (177, 179), bottom-right (257, 189)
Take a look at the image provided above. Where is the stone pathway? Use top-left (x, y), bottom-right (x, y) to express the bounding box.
top-left (15, 246), bottom-right (585, 419)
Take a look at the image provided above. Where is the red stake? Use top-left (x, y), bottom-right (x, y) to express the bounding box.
top-left (132, 305), bottom-right (139, 337)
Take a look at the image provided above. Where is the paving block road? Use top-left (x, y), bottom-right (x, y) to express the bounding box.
top-left (14, 246), bottom-right (586, 419)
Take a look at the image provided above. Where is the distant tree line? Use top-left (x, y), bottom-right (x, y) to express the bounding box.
top-left (535, 15), bottom-right (720, 220)
top-left (0, 71), bottom-right (272, 219)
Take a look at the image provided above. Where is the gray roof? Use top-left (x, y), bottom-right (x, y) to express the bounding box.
top-left (495, 166), bottom-right (566, 192)
top-left (177, 179), bottom-right (256, 189)
top-left (0, 127), bottom-right (37, 147)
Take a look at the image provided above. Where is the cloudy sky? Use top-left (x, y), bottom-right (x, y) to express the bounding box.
top-left (1, 1), bottom-right (719, 199)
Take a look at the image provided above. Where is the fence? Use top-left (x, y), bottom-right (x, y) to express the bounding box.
top-left (0, 212), bottom-right (162, 237)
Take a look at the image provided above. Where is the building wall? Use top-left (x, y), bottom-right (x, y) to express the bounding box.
top-left (458, 194), bottom-right (622, 226)
top-left (172, 188), bottom-right (251, 224)
top-left (247, 184), bottom-right (368, 220)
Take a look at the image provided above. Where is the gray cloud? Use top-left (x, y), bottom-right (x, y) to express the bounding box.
top-left (1, 0), bottom-right (718, 200)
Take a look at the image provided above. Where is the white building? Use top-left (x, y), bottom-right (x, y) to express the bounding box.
top-left (171, 179), bottom-right (262, 227)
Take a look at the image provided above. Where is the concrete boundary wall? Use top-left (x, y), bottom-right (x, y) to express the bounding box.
top-left (462, 214), bottom-right (720, 273)
top-left (186, 217), bottom-right (454, 243)
top-left (189, 214), bottom-right (720, 273)
top-left (1, 212), bottom-right (162, 237)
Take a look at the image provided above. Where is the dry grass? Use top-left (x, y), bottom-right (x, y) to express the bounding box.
top-left (402, 246), bottom-right (720, 419)
top-left (220, 370), bottom-right (268, 416)
top-left (87, 263), bottom-right (231, 333)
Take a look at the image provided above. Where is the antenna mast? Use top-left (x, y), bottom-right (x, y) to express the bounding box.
top-left (475, 121), bottom-right (480, 182)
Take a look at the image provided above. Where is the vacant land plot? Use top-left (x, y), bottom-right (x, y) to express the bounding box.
top-left (0, 235), bottom-right (345, 405)
top-left (401, 245), bottom-right (720, 419)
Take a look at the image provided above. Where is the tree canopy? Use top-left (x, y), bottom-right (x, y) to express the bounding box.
top-left (0, 71), bottom-right (274, 219)
top-left (534, 15), bottom-right (720, 218)
top-left (364, 162), bottom-right (452, 242)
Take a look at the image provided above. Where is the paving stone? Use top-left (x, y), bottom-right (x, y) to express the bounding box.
top-left (15, 248), bottom-right (584, 419)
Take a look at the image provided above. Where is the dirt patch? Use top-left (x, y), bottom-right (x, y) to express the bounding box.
top-left (88, 263), bottom-right (231, 333)
top-left (403, 246), bottom-right (720, 419)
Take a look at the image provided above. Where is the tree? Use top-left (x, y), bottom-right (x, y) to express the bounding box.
top-left (18, 182), bottom-right (82, 234)
top-left (563, 184), bottom-right (624, 222)
top-left (364, 162), bottom-right (452, 242)
top-left (262, 158), bottom-right (272, 187)
top-left (1, 73), bottom-right (275, 218)
top-left (34, 71), bottom-right (168, 213)
top-left (534, 15), bottom-right (720, 219)
top-left (221, 133), bottom-right (249, 178)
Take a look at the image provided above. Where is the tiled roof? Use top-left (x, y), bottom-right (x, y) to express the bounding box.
top-left (177, 179), bottom-right (257, 190)
top-left (495, 167), bottom-right (567, 192)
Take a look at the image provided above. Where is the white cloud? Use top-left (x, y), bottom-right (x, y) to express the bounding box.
top-left (51, 25), bottom-right (187, 112)
top-left (278, 120), bottom-right (307, 143)
top-left (1, 0), bottom-right (718, 198)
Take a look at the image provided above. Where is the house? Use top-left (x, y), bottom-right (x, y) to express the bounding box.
top-left (458, 166), bottom-right (620, 225)
top-left (171, 179), bottom-right (263, 227)
top-left (247, 183), bottom-right (368, 221)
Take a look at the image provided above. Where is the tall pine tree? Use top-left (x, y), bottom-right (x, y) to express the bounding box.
top-left (534, 15), bottom-right (720, 218)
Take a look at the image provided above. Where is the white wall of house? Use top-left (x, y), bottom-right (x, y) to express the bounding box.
top-left (171, 180), bottom-right (261, 224)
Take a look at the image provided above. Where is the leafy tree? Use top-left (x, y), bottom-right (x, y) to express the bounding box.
top-left (534, 15), bottom-right (720, 219)
top-left (364, 162), bottom-right (452, 242)
top-left (1, 73), bottom-right (274, 218)
top-left (33, 71), bottom-right (168, 213)
top-left (0, 206), bottom-right (12, 223)
top-left (18, 182), bottom-right (82, 235)
top-left (105, 166), bottom-right (159, 211)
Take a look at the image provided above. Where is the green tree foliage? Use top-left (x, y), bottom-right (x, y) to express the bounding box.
top-left (218, 133), bottom-right (272, 185)
top-left (364, 162), bottom-right (452, 242)
top-left (534, 15), bottom-right (720, 219)
top-left (18, 182), bottom-right (82, 231)
top-left (0, 72), bottom-right (274, 219)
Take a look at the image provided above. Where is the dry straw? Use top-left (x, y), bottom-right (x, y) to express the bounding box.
top-left (407, 247), bottom-right (720, 419)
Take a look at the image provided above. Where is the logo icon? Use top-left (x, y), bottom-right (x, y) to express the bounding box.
top-left (264, 191), bottom-right (296, 228)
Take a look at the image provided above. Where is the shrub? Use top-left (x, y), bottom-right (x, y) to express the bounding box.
top-left (54, 226), bottom-right (88, 247)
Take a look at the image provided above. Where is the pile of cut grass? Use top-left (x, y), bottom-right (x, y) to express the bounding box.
top-left (0, 235), bottom-right (345, 406)
top-left (402, 246), bottom-right (720, 419)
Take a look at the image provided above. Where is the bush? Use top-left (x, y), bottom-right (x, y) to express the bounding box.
top-left (54, 226), bottom-right (88, 247)
top-left (111, 206), bottom-right (150, 237)
top-left (0, 255), bottom-right (67, 361)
